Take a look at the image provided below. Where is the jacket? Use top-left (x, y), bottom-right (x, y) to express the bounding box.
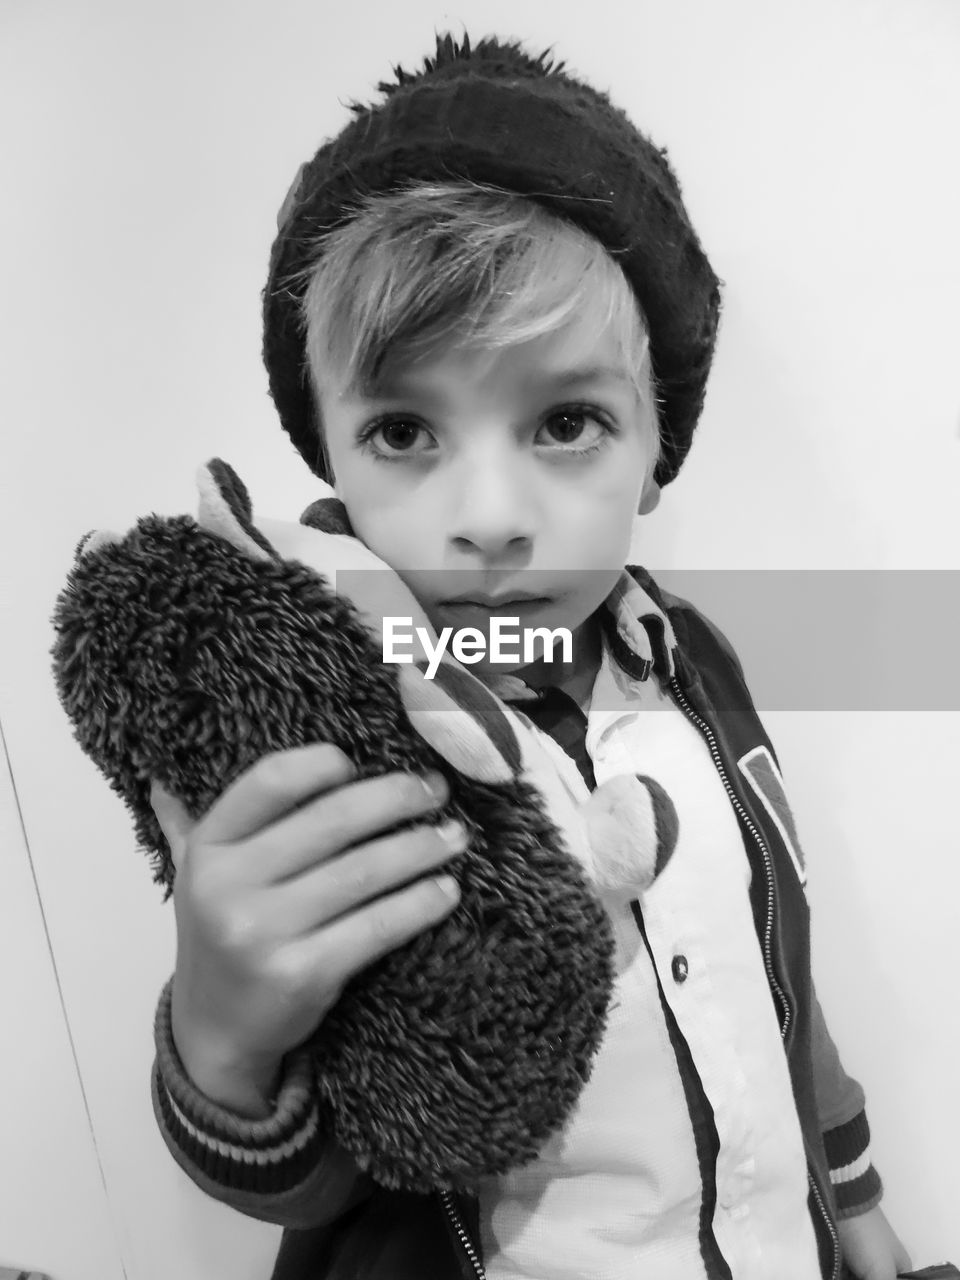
top-left (151, 566), bottom-right (883, 1280)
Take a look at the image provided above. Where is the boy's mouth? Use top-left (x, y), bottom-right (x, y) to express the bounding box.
top-left (439, 590), bottom-right (549, 608)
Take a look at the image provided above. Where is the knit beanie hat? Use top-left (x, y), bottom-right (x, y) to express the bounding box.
top-left (263, 32), bottom-right (722, 488)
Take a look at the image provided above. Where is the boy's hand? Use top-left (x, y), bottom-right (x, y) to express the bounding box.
top-left (150, 744), bottom-right (463, 1115)
top-left (838, 1204), bottom-right (912, 1279)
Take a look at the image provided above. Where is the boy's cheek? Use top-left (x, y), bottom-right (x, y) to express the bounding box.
top-left (558, 516), bottom-right (636, 575)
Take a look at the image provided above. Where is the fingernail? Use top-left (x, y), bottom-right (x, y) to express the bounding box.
top-left (419, 771), bottom-right (447, 804)
top-left (436, 819), bottom-right (467, 850)
top-left (434, 874), bottom-right (460, 900)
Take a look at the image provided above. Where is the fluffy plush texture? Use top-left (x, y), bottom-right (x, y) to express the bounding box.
top-left (51, 458), bottom-right (675, 1193)
top-left (263, 30), bottom-right (722, 489)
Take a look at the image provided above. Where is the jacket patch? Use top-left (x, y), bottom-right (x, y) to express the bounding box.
top-left (738, 746), bottom-right (807, 889)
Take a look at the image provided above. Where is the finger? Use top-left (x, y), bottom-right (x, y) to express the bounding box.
top-left (197, 744), bottom-right (358, 846)
top-left (150, 781), bottom-right (191, 873)
top-left (295, 872), bottom-right (461, 989)
top-left (245, 768), bottom-right (450, 884)
top-left (273, 819), bottom-right (468, 932)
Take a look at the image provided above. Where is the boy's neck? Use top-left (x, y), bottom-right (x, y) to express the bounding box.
top-left (515, 612), bottom-right (603, 715)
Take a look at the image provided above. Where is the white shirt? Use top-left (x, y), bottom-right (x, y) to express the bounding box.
top-left (479, 639), bottom-right (822, 1280)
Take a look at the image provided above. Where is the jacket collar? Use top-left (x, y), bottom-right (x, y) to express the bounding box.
top-left (485, 567), bottom-right (679, 706)
top-left (600, 567), bottom-right (678, 684)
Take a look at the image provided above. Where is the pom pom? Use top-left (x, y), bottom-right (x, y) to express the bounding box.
top-left (583, 774), bottom-right (678, 899)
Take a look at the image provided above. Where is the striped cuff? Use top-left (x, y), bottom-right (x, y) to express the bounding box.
top-left (153, 979), bottom-right (324, 1193)
top-left (823, 1109), bottom-right (883, 1218)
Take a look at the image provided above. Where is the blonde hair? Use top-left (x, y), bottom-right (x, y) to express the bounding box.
top-left (298, 179), bottom-right (662, 480)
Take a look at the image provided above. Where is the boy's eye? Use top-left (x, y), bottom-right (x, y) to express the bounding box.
top-left (540, 409), bottom-right (610, 451)
top-left (358, 406), bottom-right (613, 463)
top-left (379, 421), bottom-right (423, 451)
top-left (360, 418), bottom-right (433, 458)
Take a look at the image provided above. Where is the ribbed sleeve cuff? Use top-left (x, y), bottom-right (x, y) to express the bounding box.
top-left (823, 1109), bottom-right (883, 1218)
top-left (153, 978), bottom-right (324, 1193)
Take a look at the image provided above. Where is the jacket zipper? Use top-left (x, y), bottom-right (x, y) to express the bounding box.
top-left (668, 677), bottom-right (840, 1280)
top-left (440, 1189), bottom-right (487, 1279)
top-left (807, 1168), bottom-right (841, 1280)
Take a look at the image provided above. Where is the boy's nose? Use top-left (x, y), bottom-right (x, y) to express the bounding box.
top-left (447, 454), bottom-right (537, 561)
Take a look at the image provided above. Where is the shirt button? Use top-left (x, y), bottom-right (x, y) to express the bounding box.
top-left (671, 954), bottom-right (689, 983)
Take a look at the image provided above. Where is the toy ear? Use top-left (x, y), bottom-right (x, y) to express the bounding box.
top-left (74, 528), bottom-right (123, 561)
top-left (73, 460), bottom-right (278, 567)
top-left (301, 496), bottom-right (354, 536)
top-left (195, 458), bottom-right (280, 563)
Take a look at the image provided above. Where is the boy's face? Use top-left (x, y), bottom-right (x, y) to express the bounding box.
top-left (317, 309), bottom-right (654, 675)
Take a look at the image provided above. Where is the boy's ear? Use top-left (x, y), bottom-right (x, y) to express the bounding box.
top-left (638, 480), bottom-right (661, 515)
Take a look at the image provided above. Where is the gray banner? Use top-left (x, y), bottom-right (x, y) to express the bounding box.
top-left (333, 569), bottom-right (960, 711)
top-left (653, 570), bottom-right (960, 712)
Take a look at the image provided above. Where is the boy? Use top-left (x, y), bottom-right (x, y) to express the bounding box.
top-left (149, 32), bottom-right (912, 1280)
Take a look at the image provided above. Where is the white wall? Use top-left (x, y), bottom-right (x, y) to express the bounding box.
top-left (1, 1), bottom-right (957, 1276)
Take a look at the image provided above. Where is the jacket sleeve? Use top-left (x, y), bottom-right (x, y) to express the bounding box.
top-left (151, 978), bottom-right (375, 1230)
top-left (809, 985), bottom-right (884, 1219)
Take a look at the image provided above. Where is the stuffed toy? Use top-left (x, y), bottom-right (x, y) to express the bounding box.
top-left (50, 458), bottom-right (678, 1194)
